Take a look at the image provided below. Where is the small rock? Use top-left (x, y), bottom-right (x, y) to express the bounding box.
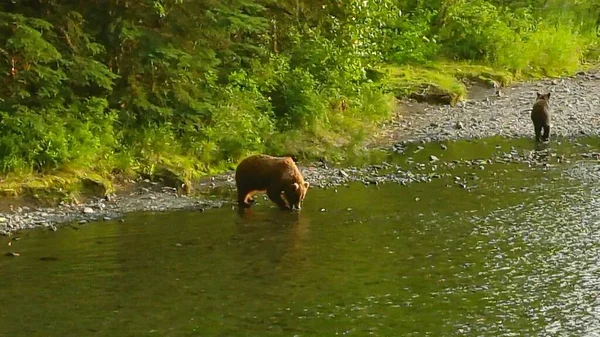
top-left (82, 207), bottom-right (94, 214)
top-left (429, 155), bottom-right (439, 162)
top-left (5, 252), bottom-right (19, 257)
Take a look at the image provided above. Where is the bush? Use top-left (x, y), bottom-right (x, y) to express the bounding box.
top-left (438, 0), bottom-right (519, 62)
top-left (495, 22), bottom-right (592, 76)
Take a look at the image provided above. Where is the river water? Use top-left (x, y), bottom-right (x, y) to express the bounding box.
top-left (1, 137), bottom-right (600, 336)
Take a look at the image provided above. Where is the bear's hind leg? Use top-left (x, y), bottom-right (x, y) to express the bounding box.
top-left (237, 188), bottom-right (254, 208)
top-left (534, 124), bottom-right (542, 142)
top-left (542, 125), bottom-right (550, 142)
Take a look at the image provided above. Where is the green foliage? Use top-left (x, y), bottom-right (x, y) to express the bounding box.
top-left (495, 22), bottom-right (591, 76)
top-left (387, 0), bottom-right (599, 75)
top-left (438, 0), bottom-right (518, 61)
top-left (0, 0), bottom-right (599, 191)
top-left (384, 8), bottom-right (440, 64)
top-left (0, 11), bottom-right (117, 173)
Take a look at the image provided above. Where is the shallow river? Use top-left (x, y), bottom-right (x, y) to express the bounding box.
top-left (2, 137), bottom-right (600, 336)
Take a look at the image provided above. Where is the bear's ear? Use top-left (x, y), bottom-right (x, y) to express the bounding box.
top-left (536, 92), bottom-right (542, 99)
top-left (292, 182), bottom-right (300, 191)
top-left (303, 181), bottom-right (310, 189)
top-left (545, 92), bottom-right (551, 99)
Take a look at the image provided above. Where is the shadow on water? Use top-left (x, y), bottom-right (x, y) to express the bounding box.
top-left (1, 136), bottom-right (600, 336)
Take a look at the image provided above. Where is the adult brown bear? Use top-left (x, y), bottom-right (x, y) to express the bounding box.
top-left (531, 92), bottom-right (551, 142)
top-left (235, 154), bottom-right (310, 211)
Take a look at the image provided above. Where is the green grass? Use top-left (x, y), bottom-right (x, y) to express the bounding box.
top-left (382, 58), bottom-right (596, 106)
top-left (0, 169), bottom-right (113, 203)
top-left (384, 64), bottom-right (467, 105)
top-left (383, 62), bottom-right (515, 105)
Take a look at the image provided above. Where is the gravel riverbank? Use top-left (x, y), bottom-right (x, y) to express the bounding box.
top-left (2, 70), bottom-right (600, 236)
top-left (379, 70), bottom-right (600, 144)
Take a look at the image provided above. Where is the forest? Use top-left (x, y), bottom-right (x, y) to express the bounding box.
top-left (1, 0), bottom-right (599, 192)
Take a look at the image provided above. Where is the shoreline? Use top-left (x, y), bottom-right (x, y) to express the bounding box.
top-left (2, 70), bottom-right (600, 235)
top-left (376, 70), bottom-right (600, 146)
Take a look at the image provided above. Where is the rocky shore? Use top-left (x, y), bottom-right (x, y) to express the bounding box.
top-left (379, 70), bottom-right (600, 144)
top-left (2, 70), bottom-right (600, 236)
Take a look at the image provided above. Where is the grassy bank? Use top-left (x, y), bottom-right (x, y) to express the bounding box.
top-left (384, 60), bottom-right (598, 107)
top-left (383, 62), bottom-right (514, 105)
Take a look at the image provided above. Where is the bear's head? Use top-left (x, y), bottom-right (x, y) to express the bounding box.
top-left (536, 92), bottom-right (550, 101)
top-left (283, 181), bottom-right (310, 210)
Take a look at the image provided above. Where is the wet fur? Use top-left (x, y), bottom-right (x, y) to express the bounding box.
top-left (235, 154), bottom-right (310, 211)
top-left (531, 92), bottom-right (551, 142)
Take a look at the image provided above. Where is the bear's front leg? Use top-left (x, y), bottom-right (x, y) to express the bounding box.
top-left (267, 186), bottom-right (290, 210)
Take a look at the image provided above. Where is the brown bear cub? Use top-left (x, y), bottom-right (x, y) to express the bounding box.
top-left (531, 92), bottom-right (551, 142)
top-left (235, 154), bottom-right (310, 211)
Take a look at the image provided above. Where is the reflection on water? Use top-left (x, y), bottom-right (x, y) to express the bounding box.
top-left (1, 138), bottom-right (600, 336)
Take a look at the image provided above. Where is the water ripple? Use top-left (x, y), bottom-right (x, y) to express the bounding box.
top-left (457, 161), bottom-right (600, 336)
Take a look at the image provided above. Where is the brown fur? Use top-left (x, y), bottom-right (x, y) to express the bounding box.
top-left (235, 154), bottom-right (310, 211)
top-left (531, 92), bottom-right (551, 142)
